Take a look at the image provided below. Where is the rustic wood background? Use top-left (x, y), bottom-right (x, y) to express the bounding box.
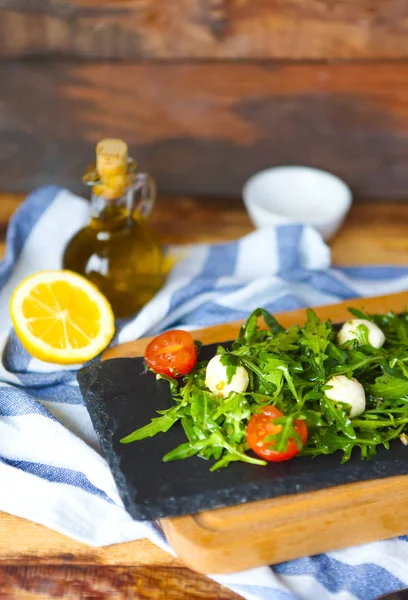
top-left (1, 0), bottom-right (408, 199)
top-left (3, 7), bottom-right (408, 597)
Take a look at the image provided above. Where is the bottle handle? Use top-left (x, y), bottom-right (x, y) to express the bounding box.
top-left (132, 173), bottom-right (157, 218)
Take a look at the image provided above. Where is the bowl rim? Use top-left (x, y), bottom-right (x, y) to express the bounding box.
top-left (242, 165), bottom-right (352, 226)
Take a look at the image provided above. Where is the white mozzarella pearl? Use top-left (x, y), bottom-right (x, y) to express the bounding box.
top-left (338, 319), bottom-right (385, 349)
top-left (205, 354), bottom-right (249, 398)
top-left (325, 375), bottom-right (366, 418)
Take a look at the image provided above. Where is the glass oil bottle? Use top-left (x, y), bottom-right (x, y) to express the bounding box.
top-left (63, 139), bottom-right (164, 318)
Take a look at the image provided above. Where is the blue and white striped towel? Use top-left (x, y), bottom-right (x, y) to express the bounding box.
top-left (2, 185), bottom-right (408, 600)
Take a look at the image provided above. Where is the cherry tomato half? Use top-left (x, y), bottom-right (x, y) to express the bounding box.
top-left (144, 330), bottom-right (197, 378)
top-left (246, 406), bottom-right (308, 462)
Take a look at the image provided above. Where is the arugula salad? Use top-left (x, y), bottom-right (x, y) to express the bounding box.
top-left (120, 308), bottom-right (408, 471)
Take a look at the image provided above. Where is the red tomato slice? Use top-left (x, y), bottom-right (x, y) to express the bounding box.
top-left (246, 406), bottom-right (308, 462)
top-left (144, 330), bottom-right (197, 378)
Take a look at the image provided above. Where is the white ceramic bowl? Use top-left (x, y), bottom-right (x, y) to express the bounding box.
top-left (242, 166), bottom-right (352, 240)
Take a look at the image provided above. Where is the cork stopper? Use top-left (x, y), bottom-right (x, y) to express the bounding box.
top-left (96, 138), bottom-right (128, 177)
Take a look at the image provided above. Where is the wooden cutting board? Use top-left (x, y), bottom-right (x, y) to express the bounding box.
top-left (103, 291), bottom-right (408, 574)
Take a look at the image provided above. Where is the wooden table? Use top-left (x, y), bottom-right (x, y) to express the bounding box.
top-left (1, 193), bottom-right (408, 599)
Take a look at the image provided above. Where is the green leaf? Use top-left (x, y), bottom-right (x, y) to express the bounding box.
top-left (264, 415), bottom-right (300, 452)
top-left (393, 317), bottom-right (408, 344)
top-left (263, 357), bottom-right (300, 402)
top-left (164, 431), bottom-right (225, 462)
top-left (210, 453), bottom-right (242, 471)
top-left (210, 449), bottom-right (266, 471)
top-left (220, 353), bottom-right (240, 384)
top-left (163, 442), bottom-right (199, 461)
top-left (120, 408), bottom-right (180, 443)
top-left (261, 309), bottom-right (285, 335)
top-left (348, 308), bottom-right (369, 320)
top-left (320, 396), bottom-right (356, 439)
top-left (181, 416), bottom-right (196, 443)
top-left (333, 353), bottom-right (382, 377)
top-left (369, 373), bottom-right (408, 400)
top-left (355, 324), bottom-right (370, 346)
top-left (326, 341), bottom-right (347, 363)
top-left (299, 309), bottom-right (331, 380)
top-left (222, 396), bottom-right (251, 444)
top-left (222, 443), bottom-right (268, 468)
top-left (190, 389), bottom-right (218, 431)
top-left (263, 368), bottom-right (284, 398)
top-left (352, 416), bottom-right (408, 429)
top-left (302, 409), bottom-right (325, 428)
top-left (238, 311), bottom-right (259, 342)
top-left (238, 308), bottom-right (283, 342)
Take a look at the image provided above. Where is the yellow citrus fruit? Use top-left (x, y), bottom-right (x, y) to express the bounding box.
top-left (10, 270), bottom-right (115, 364)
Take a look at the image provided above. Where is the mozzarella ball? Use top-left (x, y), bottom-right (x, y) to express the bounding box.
top-left (337, 319), bottom-right (385, 349)
top-left (325, 375), bottom-right (366, 418)
top-left (205, 354), bottom-right (249, 398)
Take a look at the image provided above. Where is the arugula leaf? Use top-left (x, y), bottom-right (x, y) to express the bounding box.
top-left (261, 310), bottom-right (285, 335)
top-left (264, 415), bottom-right (304, 452)
top-left (355, 324), bottom-right (370, 346)
top-left (222, 395), bottom-right (252, 443)
top-left (238, 308), bottom-right (283, 342)
top-left (163, 442), bottom-right (200, 461)
top-left (326, 341), bottom-right (347, 363)
top-left (348, 308), bottom-right (370, 320)
top-left (299, 309), bottom-right (331, 380)
top-left (220, 353), bottom-right (240, 383)
top-left (319, 396), bottom-right (356, 439)
top-left (181, 416), bottom-right (196, 442)
top-left (394, 316), bottom-right (408, 344)
top-left (262, 356), bottom-right (300, 402)
top-left (190, 389), bottom-right (218, 431)
top-left (263, 368), bottom-right (284, 398)
top-left (368, 373), bottom-right (408, 400)
top-left (301, 409), bottom-right (325, 428)
top-left (163, 432), bottom-right (223, 462)
top-left (120, 407), bottom-right (180, 443)
top-left (333, 353), bottom-right (382, 376)
top-left (210, 453), bottom-right (242, 471)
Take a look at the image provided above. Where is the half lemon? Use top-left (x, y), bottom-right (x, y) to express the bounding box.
top-left (10, 270), bottom-right (115, 364)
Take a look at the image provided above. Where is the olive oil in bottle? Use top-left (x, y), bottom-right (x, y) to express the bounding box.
top-left (63, 139), bottom-right (163, 318)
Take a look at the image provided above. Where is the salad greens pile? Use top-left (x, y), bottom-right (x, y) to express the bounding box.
top-left (120, 308), bottom-right (408, 471)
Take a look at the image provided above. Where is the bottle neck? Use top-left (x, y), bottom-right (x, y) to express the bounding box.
top-left (89, 186), bottom-right (134, 232)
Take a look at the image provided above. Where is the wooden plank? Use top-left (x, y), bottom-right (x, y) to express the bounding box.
top-left (162, 474), bottom-right (408, 574)
top-left (1, 0), bottom-right (408, 60)
top-left (0, 565), bottom-right (239, 599)
top-left (0, 506), bottom-right (239, 598)
top-left (4, 62), bottom-right (408, 199)
top-left (0, 499), bottom-right (237, 600)
top-left (331, 202), bottom-right (408, 266)
top-left (0, 513), bottom-right (175, 566)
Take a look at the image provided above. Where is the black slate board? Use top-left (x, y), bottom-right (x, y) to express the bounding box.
top-left (78, 343), bottom-right (408, 521)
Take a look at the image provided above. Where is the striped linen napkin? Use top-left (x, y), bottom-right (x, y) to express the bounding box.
top-left (2, 185), bottom-right (408, 600)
